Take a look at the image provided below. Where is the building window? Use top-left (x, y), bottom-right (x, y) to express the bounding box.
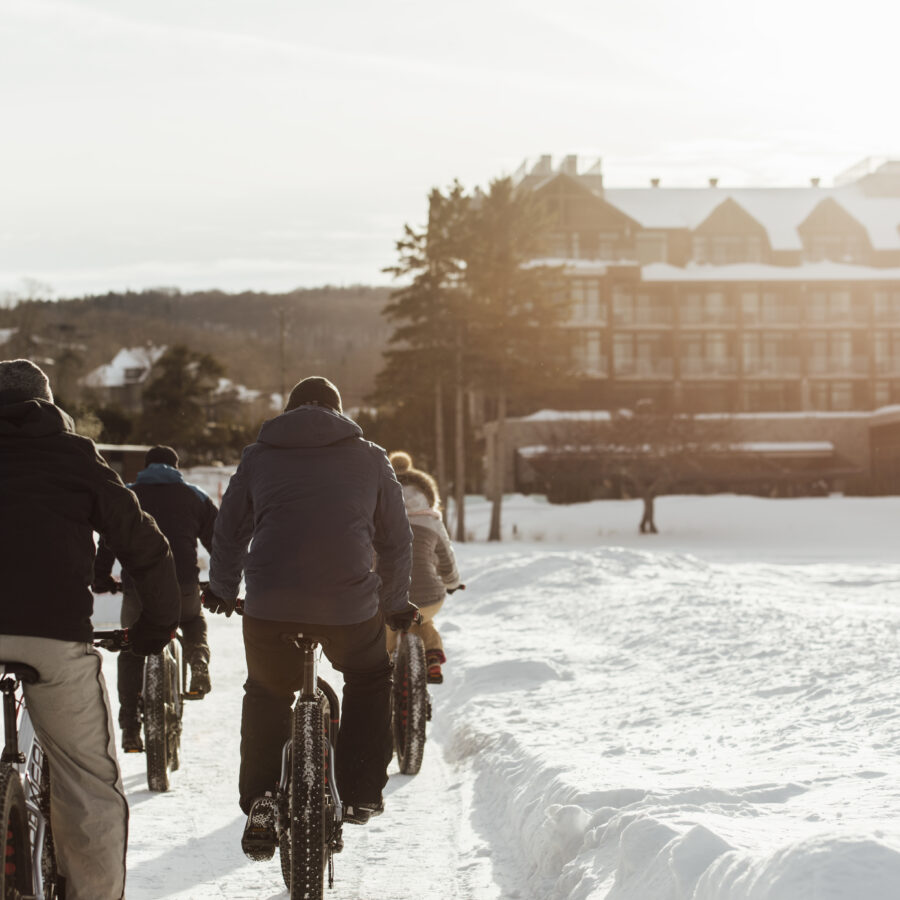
top-left (577, 330), bottom-right (606, 376)
top-left (743, 332), bottom-right (800, 376)
top-left (681, 291), bottom-right (734, 325)
top-left (741, 382), bottom-right (799, 413)
top-left (570, 279), bottom-right (604, 323)
top-left (681, 332), bottom-right (736, 375)
top-left (613, 333), bottom-right (672, 377)
top-left (874, 291), bottom-right (900, 323)
top-left (612, 288), bottom-right (670, 325)
top-left (807, 331), bottom-right (866, 375)
top-left (808, 290), bottom-right (854, 324)
top-left (805, 235), bottom-right (863, 263)
top-left (810, 381), bottom-right (855, 411)
top-left (693, 234), bottom-right (762, 264)
top-left (742, 290), bottom-right (799, 325)
top-left (874, 332), bottom-right (900, 375)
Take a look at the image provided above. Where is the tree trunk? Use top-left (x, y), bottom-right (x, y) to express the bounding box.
top-left (434, 376), bottom-right (447, 525)
top-left (488, 387), bottom-right (506, 542)
top-left (639, 492), bottom-right (658, 534)
top-left (454, 337), bottom-right (466, 542)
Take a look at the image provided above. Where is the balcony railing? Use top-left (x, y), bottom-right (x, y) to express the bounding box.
top-left (613, 359), bottom-right (675, 378)
top-left (742, 357), bottom-right (802, 377)
top-left (807, 355), bottom-right (870, 376)
top-left (680, 358), bottom-right (738, 376)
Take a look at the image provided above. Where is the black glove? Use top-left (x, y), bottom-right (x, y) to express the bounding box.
top-left (91, 574), bottom-right (120, 594)
top-left (201, 587), bottom-right (239, 618)
top-left (385, 602), bottom-right (419, 632)
top-left (447, 583), bottom-right (466, 594)
top-left (128, 615), bottom-right (174, 657)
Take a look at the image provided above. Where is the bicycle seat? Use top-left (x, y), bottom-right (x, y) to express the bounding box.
top-left (0, 662), bottom-right (39, 684)
top-left (280, 632), bottom-right (329, 648)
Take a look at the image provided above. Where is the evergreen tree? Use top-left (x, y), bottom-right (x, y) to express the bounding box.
top-left (136, 345), bottom-right (225, 459)
top-left (378, 183), bottom-right (470, 514)
top-left (464, 177), bottom-right (576, 540)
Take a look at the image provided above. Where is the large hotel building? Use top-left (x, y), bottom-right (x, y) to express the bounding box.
top-left (520, 155), bottom-right (900, 414)
top-left (486, 156), bottom-right (900, 494)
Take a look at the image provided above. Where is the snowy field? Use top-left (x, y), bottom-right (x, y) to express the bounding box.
top-left (93, 486), bottom-right (900, 899)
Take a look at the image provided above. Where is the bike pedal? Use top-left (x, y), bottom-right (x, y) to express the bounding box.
top-left (182, 691), bottom-right (205, 701)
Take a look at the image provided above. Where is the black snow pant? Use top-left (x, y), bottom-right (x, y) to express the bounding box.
top-left (117, 584), bottom-right (210, 727)
top-left (239, 611), bottom-right (393, 814)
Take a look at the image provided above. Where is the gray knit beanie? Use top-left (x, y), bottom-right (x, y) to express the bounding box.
top-left (0, 359), bottom-right (54, 404)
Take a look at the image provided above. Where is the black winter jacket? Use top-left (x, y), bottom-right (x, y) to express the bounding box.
top-left (0, 399), bottom-right (180, 643)
top-left (209, 405), bottom-right (412, 625)
top-left (95, 463), bottom-right (217, 588)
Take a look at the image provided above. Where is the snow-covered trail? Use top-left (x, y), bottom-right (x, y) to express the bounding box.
top-left (99, 611), bottom-right (503, 900)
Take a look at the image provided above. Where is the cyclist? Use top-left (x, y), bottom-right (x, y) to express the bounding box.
top-left (202, 375), bottom-right (414, 859)
top-left (0, 359), bottom-right (179, 900)
top-left (387, 451), bottom-right (461, 683)
top-left (93, 444), bottom-right (218, 753)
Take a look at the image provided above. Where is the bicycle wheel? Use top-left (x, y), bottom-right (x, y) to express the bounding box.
top-left (392, 632), bottom-right (428, 775)
top-left (34, 748), bottom-right (64, 899)
top-left (288, 697), bottom-right (329, 900)
top-left (143, 652), bottom-right (170, 792)
top-left (167, 644), bottom-right (183, 774)
top-left (0, 765), bottom-right (33, 899)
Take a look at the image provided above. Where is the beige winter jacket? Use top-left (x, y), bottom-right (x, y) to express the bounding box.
top-left (402, 483), bottom-right (460, 608)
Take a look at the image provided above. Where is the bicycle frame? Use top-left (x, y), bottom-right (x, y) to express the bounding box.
top-left (1, 663), bottom-right (53, 900)
top-left (277, 637), bottom-right (342, 820)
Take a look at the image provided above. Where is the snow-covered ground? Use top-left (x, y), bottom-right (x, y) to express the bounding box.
top-left (93, 488), bottom-right (900, 899)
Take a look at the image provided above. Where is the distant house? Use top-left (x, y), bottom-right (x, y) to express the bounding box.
top-left (82, 345), bottom-right (167, 412)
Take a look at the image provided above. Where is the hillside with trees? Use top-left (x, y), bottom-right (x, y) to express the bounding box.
top-left (0, 285), bottom-right (393, 411)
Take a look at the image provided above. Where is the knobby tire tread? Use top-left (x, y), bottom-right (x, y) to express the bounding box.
top-left (393, 633), bottom-right (428, 775)
top-left (289, 699), bottom-right (328, 900)
top-left (0, 765), bottom-right (33, 899)
top-left (143, 653), bottom-right (169, 792)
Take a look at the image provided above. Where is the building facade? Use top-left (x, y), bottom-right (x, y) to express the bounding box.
top-left (519, 156), bottom-right (900, 415)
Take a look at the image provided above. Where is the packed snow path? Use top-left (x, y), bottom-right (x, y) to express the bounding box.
top-left (95, 493), bottom-right (900, 899)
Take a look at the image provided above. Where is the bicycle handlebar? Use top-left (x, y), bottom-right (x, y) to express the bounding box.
top-left (92, 629), bottom-right (131, 652)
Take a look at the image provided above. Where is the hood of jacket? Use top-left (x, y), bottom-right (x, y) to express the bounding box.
top-left (132, 463), bottom-right (210, 501)
top-left (0, 399), bottom-right (75, 438)
top-left (256, 405), bottom-right (363, 449)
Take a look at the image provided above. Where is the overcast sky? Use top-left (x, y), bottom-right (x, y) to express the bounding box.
top-left (2, 0), bottom-right (899, 297)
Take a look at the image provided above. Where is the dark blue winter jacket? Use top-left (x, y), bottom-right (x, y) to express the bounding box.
top-left (95, 463), bottom-right (217, 588)
top-left (209, 406), bottom-right (412, 625)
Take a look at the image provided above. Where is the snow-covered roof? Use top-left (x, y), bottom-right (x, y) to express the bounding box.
top-left (640, 261), bottom-right (900, 283)
top-left (519, 409), bottom-right (613, 423)
top-left (215, 377), bottom-right (261, 403)
top-left (83, 345), bottom-right (167, 389)
top-left (600, 184), bottom-right (900, 251)
top-left (0, 328), bottom-right (18, 346)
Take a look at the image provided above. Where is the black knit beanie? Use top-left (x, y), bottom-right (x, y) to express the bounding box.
top-left (285, 376), bottom-right (342, 413)
top-left (145, 445), bottom-right (179, 468)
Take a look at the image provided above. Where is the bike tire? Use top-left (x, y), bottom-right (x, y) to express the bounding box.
top-left (288, 698), bottom-right (329, 900)
top-left (143, 652), bottom-right (170, 792)
top-left (167, 645), bottom-right (183, 774)
top-left (392, 632), bottom-right (428, 775)
top-left (35, 749), bottom-right (65, 899)
top-left (0, 764), bottom-right (34, 899)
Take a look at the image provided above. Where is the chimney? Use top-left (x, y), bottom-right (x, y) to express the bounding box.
top-left (531, 155), bottom-right (553, 176)
top-left (650, 178), bottom-right (660, 188)
top-left (810, 177), bottom-right (821, 187)
top-left (559, 154), bottom-right (578, 176)
top-left (708, 177), bottom-right (718, 188)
